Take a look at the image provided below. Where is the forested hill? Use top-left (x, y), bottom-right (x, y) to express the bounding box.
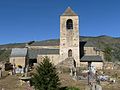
top-left (0, 35), bottom-right (120, 48)
top-left (0, 35), bottom-right (120, 62)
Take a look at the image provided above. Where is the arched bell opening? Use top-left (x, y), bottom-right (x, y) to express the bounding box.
top-left (66, 19), bottom-right (73, 29)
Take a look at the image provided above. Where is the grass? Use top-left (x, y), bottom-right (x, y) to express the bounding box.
top-left (60, 87), bottom-right (80, 90)
top-left (65, 87), bottom-right (80, 90)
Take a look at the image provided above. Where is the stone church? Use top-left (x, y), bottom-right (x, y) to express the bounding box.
top-left (10, 7), bottom-right (104, 69)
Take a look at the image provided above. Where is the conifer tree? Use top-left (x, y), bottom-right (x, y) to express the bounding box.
top-left (32, 56), bottom-right (60, 90)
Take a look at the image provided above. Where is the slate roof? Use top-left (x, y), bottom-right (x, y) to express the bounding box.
top-left (80, 55), bottom-right (103, 62)
top-left (28, 49), bottom-right (59, 59)
top-left (11, 48), bottom-right (27, 57)
top-left (84, 41), bottom-right (95, 47)
top-left (31, 40), bottom-right (59, 46)
top-left (62, 7), bottom-right (77, 16)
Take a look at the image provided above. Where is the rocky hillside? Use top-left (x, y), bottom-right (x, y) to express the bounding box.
top-left (0, 35), bottom-right (120, 62)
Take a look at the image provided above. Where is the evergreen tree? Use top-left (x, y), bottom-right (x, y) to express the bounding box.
top-left (32, 56), bottom-right (60, 90)
top-left (104, 45), bottom-right (112, 62)
top-left (113, 44), bottom-right (120, 61)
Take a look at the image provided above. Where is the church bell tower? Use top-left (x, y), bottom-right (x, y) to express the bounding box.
top-left (60, 7), bottom-right (80, 67)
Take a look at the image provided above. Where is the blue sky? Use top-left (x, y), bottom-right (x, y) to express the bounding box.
top-left (0, 0), bottom-right (120, 44)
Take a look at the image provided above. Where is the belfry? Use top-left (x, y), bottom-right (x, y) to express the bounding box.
top-left (60, 7), bottom-right (80, 67)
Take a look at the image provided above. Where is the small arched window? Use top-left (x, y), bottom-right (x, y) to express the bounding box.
top-left (68, 49), bottom-right (72, 57)
top-left (66, 19), bottom-right (73, 29)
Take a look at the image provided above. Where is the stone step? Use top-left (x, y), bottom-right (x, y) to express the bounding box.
top-left (57, 57), bottom-right (75, 68)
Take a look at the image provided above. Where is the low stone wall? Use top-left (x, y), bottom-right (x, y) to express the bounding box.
top-left (80, 62), bottom-right (103, 70)
top-left (37, 54), bottom-right (60, 65)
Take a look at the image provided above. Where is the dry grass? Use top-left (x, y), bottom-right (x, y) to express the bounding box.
top-left (0, 72), bottom-right (32, 90)
top-left (59, 73), bottom-right (87, 90)
top-left (0, 75), bottom-right (20, 90)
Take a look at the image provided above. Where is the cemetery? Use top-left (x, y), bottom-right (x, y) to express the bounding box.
top-left (0, 3), bottom-right (120, 90)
